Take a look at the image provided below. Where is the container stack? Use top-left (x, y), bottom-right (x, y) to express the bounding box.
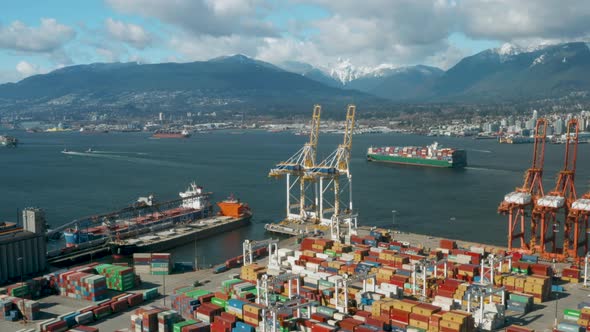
top-left (8, 283), bottom-right (30, 298)
top-left (131, 306), bottom-right (164, 332)
top-left (226, 299), bottom-right (245, 319)
top-left (58, 272), bottom-right (107, 301)
top-left (13, 298), bottom-right (40, 320)
top-left (171, 293), bottom-right (199, 319)
top-left (562, 268), bottom-right (581, 283)
top-left (211, 313), bottom-right (236, 332)
top-left (506, 293), bottom-right (533, 314)
top-left (132, 253), bottom-right (152, 275)
top-left (94, 264), bottom-right (136, 291)
top-left (151, 253), bottom-right (172, 275)
top-left (232, 321), bottom-right (255, 332)
top-left (242, 302), bottom-right (263, 327)
top-left (240, 264), bottom-right (266, 283)
top-left (158, 310), bottom-right (184, 332)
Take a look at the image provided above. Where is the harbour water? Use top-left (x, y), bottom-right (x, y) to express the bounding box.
top-left (1, 130), bottom-right (589, 264)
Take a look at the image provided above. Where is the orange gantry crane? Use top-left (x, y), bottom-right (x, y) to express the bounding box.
top-left (499, 118), bottom-right (548, 251)
top-left (531, 118), bottom-right (579, 258)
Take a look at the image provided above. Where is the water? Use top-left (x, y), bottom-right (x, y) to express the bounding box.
top-left (1, 130), bottom-right (589, 265)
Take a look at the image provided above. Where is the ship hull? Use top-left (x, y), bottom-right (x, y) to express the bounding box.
top-left (152, 133), bottom-right (189, 138)
top-left (113, 214), bottom-right (252, 255)
top-left (63, 207), bottom-right (212, 246)
top-left (367, 153), bottom-right (466, 168)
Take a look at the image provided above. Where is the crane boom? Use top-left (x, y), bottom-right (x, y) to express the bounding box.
top-left (550, 118), bottom-right (579, 198)
top-left (519, 118), bottom-right (548, 195)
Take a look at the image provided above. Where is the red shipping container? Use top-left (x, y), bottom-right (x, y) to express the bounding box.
top-left (366, 317), bottom-right (387, 329)
top-left (390, 309), bottom-right (410, 324)
top-left (313, 323), bottom-right (337, 332)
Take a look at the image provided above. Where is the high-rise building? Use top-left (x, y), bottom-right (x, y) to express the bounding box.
top-left (554, 118), bottom-right (565, 135)
top-left (532, 109), bottom-right (538, 121)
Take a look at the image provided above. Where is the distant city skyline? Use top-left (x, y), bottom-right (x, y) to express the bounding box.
top-left (1, 0), bottom-right (590, 83)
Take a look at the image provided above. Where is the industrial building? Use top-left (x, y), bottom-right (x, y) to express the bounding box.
top-left (0, 208), bottom-right (47, 284)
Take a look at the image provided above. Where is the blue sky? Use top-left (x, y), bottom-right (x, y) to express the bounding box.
top-left (1, 0), bottom-right (588, 83)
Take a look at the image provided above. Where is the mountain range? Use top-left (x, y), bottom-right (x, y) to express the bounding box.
top-left (1, 42), bottom-right (590, 115)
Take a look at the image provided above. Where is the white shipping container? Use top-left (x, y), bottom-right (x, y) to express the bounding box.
top-left (333, 312), bottom-right (346, 320)
top-left (353, 314), bottom-right (367, 322)
top-left (298, 268), bottom-right (311, 276)
top-left (294, 250), bottom-right (303, 259)
top-left (379, 282), bottom-right (398, 292)
top-left (469, 246), bottom-right (485, 254)
top-left (278, 248), bottom-right (294, 257)
top-left (316, 253), bottom-right (329, 260)
top-left (305, 262), bottom-right (319, 272)
top-left (370, 247), bottom-right (384, 253)
top-left (340, 253), bottom-right (354, 261)
top-left (436, 248), bottom-right (450, 254)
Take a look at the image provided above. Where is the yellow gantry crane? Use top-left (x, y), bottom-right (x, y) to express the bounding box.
top-left (268, 105), bottom-right (321, 221)
top-left (305, 104), bottom-right (357, 237)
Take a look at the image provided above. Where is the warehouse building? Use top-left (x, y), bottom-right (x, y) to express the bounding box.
top-left (0, 208), bottom-right (47, 284)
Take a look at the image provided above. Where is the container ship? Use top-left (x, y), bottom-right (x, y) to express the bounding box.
top-left (0, 135), bottom-right (18, 147)
top-left (112, 196), bottom-right (252, 255)
top-left (367, 142), bottom-right (467, 168)
top-left (63, 183), bottom-right (212, 246)
top-left (152, 129), bottom-right (190, 138)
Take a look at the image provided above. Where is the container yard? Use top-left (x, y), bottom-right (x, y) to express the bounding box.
top-left (0, 229), bottom-right (588, 332)
top-left (2, 110), bottom-right (590, 332)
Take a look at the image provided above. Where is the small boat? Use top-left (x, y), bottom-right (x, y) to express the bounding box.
top-left (86, 148), bottom-right (93, 153)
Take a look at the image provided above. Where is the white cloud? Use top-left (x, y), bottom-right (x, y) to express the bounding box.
top-left (104, 0), bottom-right (590, 72)
top-left (105, 18), bottom-right (152, 49)
top-left (16, 61), bottom-right (44, 78)
top-left (169, 33), bottom-right (260, 61)
top-left (0, 18), bottom-right (75, 53)
top-left (106, 0), bottom-right (276, 37)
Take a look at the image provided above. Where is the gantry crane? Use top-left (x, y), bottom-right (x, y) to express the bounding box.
top-left (269, 105), bottom-right (321, 222)
top-left (565, 150), bottom-right (590, 259)
top-left (305, 105), bottom-right (356, 230)
top-left (531, 118), bottom-right (579, 257)
top-left (498, 118), bottom-right (548, 251)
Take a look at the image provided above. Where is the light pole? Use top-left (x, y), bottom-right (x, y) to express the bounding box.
top-left (17, 257), bottom-right (25, 323)
top-left (554, 290), bottom-right (559, 328)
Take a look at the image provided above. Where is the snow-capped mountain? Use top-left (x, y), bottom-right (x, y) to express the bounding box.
top-left (327, 58), bottom-right (399, 84)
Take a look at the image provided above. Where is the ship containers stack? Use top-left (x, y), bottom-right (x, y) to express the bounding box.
top-left (151, 253), bottom-right (173, 275)
top-left (58, 271), bottom-right (107, 301)
top-left (158, 310), bottom-right (184, 332)
top-left (0, 295), bottom-right (40, 321)
top-left (95, 264), bottom-right (136, 291)
top-left (242, 302), bottom-right (263, 327)
top-left (133, 253), bottom-right (152, 275)
top-left (240, 264), bottom-right (266, 283)
top-left (171, 292), bottom-right (200, 319)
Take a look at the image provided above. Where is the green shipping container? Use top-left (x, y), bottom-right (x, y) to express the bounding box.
top-left (509, 293), bottom-right (533, 303)
top-left (563, 309), bottom-right (581, 318)
top-left (174, 320), bottom-right (196, 332)
top-left (185, 290), bottom-right (211, 299)
top-left (211, 297), bottom-right (226, 308)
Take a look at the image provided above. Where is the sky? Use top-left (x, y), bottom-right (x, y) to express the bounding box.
top-left (1, 0), bottom-right (590, 83)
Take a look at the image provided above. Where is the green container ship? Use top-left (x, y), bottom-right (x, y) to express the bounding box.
top-left (367, 142), bottom-right (467, 168)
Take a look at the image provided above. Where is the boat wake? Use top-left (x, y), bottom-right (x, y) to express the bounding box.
top-left (467, 149), bottom-right (493, 153)
top-left (91, 150), bottom-right (148, 156)
top-left (61, 151), bottom-right (187, 168)
top-left (465, 166), bottom-right (518, 174)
